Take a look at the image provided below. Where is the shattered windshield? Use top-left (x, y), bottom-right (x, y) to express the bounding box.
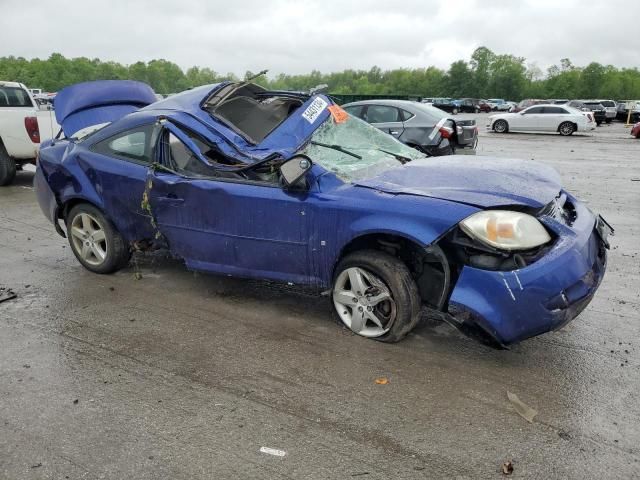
top-left (301, 114), bottom-right (425, 182)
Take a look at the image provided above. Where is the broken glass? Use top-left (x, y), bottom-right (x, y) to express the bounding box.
top-left (301, 115), bottom-right (426, 182)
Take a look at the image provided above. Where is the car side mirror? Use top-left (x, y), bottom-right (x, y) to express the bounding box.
top-left (280, 155), bottom-right (312, 188)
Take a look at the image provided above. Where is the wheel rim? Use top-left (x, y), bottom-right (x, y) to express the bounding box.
top-left (70, 212), bottom-right (108, 266)
top-left (495, 121), bottom-right (506, 132)
top-left (333, 267), bottom-right (396, 338)
top-left (560, 124), bottom-right (572, 135)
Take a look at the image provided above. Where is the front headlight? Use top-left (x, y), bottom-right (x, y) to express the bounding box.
top-left (460, 210), bottom-right (551, 251)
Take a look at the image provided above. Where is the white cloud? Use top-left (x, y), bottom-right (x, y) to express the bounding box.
top-left (0, 0), bottom-right (638, 75)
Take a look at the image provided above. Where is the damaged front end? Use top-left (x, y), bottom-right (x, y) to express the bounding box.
top-left (436, 192), bottom-right (611, 347)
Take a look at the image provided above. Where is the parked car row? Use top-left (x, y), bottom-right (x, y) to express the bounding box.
top-left (513, 98), bottom-right (637, 124)
top-left (422, 98), bottom-right (495, 114)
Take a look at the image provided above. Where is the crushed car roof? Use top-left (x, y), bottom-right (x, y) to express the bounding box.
top-left (63, 80), bottom-right (334, 163)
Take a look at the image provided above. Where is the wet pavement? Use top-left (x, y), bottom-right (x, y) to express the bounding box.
top-left (1, 119), bottom-right (639, 479)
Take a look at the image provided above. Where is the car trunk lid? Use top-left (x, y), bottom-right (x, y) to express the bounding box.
top-left (54, 80), bottom-right (157, 137)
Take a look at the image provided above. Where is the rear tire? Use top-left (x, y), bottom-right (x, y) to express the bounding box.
top-left (605, 118), bottom-right (612, 124)
top-left (66, 203), bottom-right (130, 274)
top-left (0, 144), bottom-right (17, 186)
top-left (332, 250), bottom-right (421, 343)
top-left (452, 108), bottom-right (459, 115)
top-left (558, 122), bottom-right (575, 136)
top-left (493, 119), bottom-right (509, 133)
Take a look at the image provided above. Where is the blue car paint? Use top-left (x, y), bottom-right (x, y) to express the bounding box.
top-left (355, 156), bottom-right (562, 208)
top-left (55, 80), bottom-right (157, 137)
top-left (449, 193), bottom-right (606, 345)
top-left (35, 80), bottom-right (609, 346)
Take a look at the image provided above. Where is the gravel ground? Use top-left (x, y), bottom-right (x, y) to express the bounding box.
top-left (1, 117), bottom-right (639, 479)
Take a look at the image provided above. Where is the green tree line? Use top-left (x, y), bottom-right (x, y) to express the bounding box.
top-left (2, 48), bottom-right (639, 100)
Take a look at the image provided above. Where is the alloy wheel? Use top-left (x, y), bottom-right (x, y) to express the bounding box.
top-left (332, 267), bottom-right (397, 337)
top-left (559, 123), bottom-right (574, 136)
top-left (494, 120), bottom-right (507, 133)
top-left (70, 213), bottom-right (108, 266)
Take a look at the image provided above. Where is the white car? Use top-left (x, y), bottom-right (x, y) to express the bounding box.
top-left (487, 104), bottom-right (595, 136)
top-left (487, 99), bottom-right (511, 111)
top-left (0, 81), bottom-right (40, 185)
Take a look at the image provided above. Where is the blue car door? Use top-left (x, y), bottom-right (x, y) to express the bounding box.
top-left (146, 125), bottom-right (311, 284)
top-left (85, 123), bottom-right (158, 240)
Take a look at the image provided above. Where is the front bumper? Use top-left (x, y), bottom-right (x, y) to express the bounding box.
top-left (578, 122), bottom-right (596, 132)
top-left (447, 196), bottom-right (608, 346)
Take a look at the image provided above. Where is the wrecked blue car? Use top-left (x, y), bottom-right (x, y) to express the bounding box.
top-left (34, 80), bottom-right (612, 347)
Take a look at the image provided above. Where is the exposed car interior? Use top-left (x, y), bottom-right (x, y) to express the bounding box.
top-left (202, 82), bottom-right (305, 144)
top-left (161, 128), bottom-right (281, 183)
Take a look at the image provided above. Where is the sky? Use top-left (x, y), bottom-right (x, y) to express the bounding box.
top-left (1, 0), bottom-right (638, 76)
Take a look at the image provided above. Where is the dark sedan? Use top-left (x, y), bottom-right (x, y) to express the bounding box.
top-left (571, 101), bottom-right (606, 126)
top-left (458, 98), bottom-right (492, 113)
top-left (343, 99), bottom-right (478, 156)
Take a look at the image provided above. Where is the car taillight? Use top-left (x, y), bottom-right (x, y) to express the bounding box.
top-left (24, 117), bottom-right (40, 143)
top-left (439, 126), bottom-right (454, 139)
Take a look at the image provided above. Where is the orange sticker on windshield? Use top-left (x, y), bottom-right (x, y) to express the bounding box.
top-left (328, 105), bottom-right (349, 124)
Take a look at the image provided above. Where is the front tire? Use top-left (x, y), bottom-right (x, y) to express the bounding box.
top-left (332, 250), bottom-right (421, 343)
top-left (0, 144), bottom-right (17, 186)
top-left (66, 204), bottom-right (130, 274)
top-left (493, 119), bottom-right (509, 133)
top-left (558, 122), bottom-right (575, 136)
top-left (452, 108), bottom-right (459, 115)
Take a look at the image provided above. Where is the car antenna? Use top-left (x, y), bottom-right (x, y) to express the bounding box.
top-left (244, 69), bottom-right (269, 82)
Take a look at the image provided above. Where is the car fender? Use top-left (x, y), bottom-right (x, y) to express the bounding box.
top-left (347, 213), bottom-right (453, 247)
top-left (317, 195), bottom-right (480, 286)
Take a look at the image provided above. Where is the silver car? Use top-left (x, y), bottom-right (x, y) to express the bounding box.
top-left (597, 100), bottom-right (617, 123)
top-left (342, 99), bottom-right (478, 156)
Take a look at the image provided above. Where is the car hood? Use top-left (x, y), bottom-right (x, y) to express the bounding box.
top-left (353, 156), bottom-right (561, 208)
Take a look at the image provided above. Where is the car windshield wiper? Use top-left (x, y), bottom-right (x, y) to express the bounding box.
top-left (310, 141), bottom-right (415, 164)
top-left (310, 141), bottom-right (362, 159)
top-left (373, 148), bottom-right (414, 164)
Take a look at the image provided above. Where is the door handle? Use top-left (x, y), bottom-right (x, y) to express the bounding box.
top-left (157, 194), bottom-right (184, 205)
top-left (389, 130), bottom-right (400, 135)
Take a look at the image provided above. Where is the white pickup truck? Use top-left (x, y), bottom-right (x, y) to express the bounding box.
top-left (0, 81), bottom-right (41, 185)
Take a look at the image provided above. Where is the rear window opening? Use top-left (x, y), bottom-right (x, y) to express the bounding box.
top-left (0, 86), bottom-right (33, 107)
top-left (202, 82), bottom-right (305, 144)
